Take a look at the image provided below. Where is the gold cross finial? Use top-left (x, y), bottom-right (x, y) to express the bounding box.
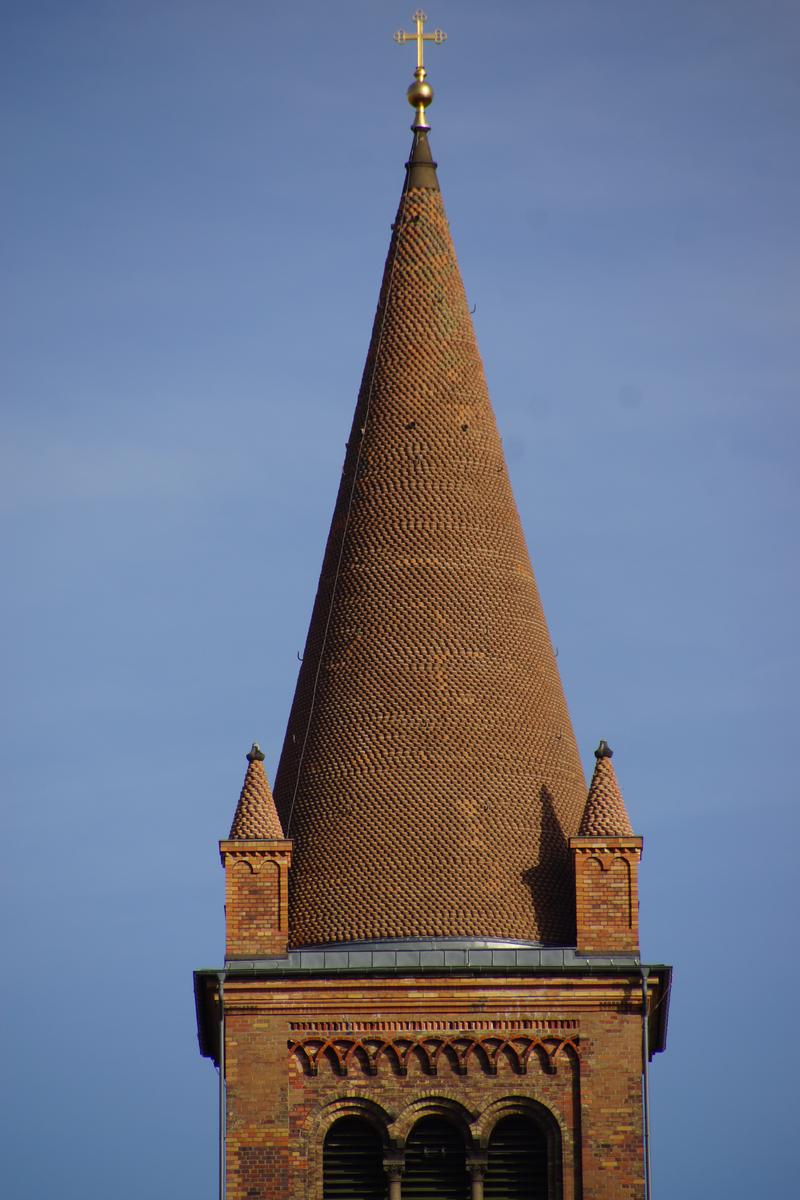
top-left (393, 10), bottom-right (447, 130)
top-left (394, 10), bottom-right (447, 71)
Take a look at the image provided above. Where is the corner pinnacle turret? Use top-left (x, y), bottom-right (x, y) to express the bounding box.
top-left (571, 742), bottom-right (642, 954)
top-left (220, 745), bottom-right (292, 960)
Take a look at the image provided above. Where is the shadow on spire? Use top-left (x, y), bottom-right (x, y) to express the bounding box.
top-left (521, 786), bottom-right (576, 945)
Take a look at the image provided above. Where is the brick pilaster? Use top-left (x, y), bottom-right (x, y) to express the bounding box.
top-left (220, 839), bottom-right (293, 958)
top-left (570, 836), bottom-right (642, 953)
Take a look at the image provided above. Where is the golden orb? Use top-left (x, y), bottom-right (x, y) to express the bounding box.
top-left (407, 77), bottom-right (434, 110)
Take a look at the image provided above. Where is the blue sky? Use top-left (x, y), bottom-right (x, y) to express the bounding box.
top-left (2, 1), bottom-right (798, 1196)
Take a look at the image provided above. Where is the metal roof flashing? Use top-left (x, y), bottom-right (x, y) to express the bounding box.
top-left (193, 941), bottom-right (671, 1063)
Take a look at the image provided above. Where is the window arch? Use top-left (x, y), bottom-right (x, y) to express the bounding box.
top-left (323, 1115), bottom-right (387, 1200)
top-left (404, 1116), bottom-right (469, 1200)
top-left (484, 1114), bottom-right (548, 1200)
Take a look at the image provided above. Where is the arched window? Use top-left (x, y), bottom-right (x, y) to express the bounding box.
top-left (323, 1116), bottom-right (387, 1200)
top-left (484, 1114), bottom-right (548, 1200)
top-left (404, 1116), bottom-right (469, 1200)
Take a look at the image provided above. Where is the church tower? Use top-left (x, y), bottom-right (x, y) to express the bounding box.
top-left (194, 17), bottom-right (670, 1200)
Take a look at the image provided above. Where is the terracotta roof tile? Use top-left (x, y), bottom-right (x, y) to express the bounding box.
top-left (272, 132), bottom-right (587, 947)
top-left (578, 742), bottom-right (634, 837)
top-left (229, 744), bottom-right (284, 840)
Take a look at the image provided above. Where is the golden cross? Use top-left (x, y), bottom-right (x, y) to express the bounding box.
top-left (394, 10), bottom-right (447, 74)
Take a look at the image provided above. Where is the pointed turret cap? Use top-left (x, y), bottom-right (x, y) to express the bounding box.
top-left (578, 742), bottom-right (634, 837)
top-left (228, 744), bottom-right (285, 840)
top-left (273, 131), bottom-right (587, 946)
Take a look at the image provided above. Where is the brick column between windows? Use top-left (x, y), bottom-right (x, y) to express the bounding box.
top-left (467, 1153), bottom-right (488, 1200)
top-left (383, 1151), bottom-right (405, 1200)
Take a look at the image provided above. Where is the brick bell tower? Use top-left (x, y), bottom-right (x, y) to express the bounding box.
top-left (194, 17), bottom-right (671, 1200)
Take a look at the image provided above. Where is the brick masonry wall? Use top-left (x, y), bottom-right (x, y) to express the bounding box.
top-left (225, 1012), bottom-right (291, 1200)
top-left (571, 839), bottom-right (642, 954)
top-left (220, 974), bottom-right (648, 1200)
top-left (222, 843), bottom-right (292, 959)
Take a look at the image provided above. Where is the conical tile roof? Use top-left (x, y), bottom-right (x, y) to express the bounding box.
top-left (229, 744), bottom-right (284, 840)
top-left (273, 132), bottom-right (586, 946)
top-left (578, 742), bottom-right (634, 837)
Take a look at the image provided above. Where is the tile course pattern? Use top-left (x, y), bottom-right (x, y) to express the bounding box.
top-left (272, 134), bottom-right (587, 947)
top-left (229, 751), bottom-right (285, 840)
top-left (577, 751), bottom-right (633, 838)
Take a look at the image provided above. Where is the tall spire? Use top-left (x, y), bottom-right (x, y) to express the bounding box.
top-left (272, 62), bottom-right (587, 948)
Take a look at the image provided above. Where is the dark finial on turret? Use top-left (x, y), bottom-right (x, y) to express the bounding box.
top-left (595, 740), bottom-right (614, 760)
top-left (247, 742), bottom-right (266, 763)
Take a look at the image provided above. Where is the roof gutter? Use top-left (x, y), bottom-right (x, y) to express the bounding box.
top-left (218, 971), bottom-right (226, 1200)
top-left (641, 967), bottom-right (653, 1200)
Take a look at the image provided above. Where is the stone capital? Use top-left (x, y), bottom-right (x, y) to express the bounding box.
top-left (382, 1151), bottom-right (405, 1179)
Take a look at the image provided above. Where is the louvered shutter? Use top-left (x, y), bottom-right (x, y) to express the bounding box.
top-left (323, 1117), bottom-right (387, 1200)
top-left (404, 1117), bottom-right (469, 1200)
top-left (484, 1115), bottom-right (548, 1200)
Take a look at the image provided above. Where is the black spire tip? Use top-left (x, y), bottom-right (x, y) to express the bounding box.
top-left (595, 740), bottom-right (614, 760)
top-left (246, 742), bottom-right (266, 763)
top-left (405, 129), bottom-right (440, 191)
